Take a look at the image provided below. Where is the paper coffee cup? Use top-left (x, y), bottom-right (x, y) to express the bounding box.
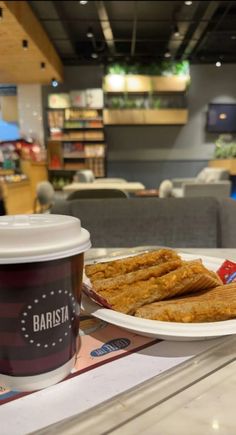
top-left (0, 214), bottom-right (91, 391)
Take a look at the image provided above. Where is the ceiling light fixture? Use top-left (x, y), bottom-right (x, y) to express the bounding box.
top-left (91, 52), bottom-right (98, 59)
top-left (41, 62), bottom-right (46, 69)
top-left (51, 78), bottom-right (59, 87)
top-left (79, 1), bottom-right (88, 5)
top-left (0, 7), bottom-right (3, 20)
top-left (185, 1), bottom-right (193, 5)
top-left (22, 39), bottom-right (28, 50)
top-left (164, 51), bottom-right (171, 58)
top-left (86, 27), bottom-right (94, 38)
top-left (216, 60), bottom-right (222, 67)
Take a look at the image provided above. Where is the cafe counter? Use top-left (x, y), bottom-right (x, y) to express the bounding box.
top-left (2, 179), bottom-right (32, 215)
top-left (1, 160), bottom-right (48, 215)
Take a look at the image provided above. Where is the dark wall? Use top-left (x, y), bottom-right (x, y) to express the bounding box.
top-left (43, 64), bottom-right (236, 188)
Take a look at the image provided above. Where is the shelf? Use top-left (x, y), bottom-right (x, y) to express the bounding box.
top-left (62, 127), bottom-right (104, 130)
top-left (63, 154), bottom-right (104, 159)
top-left (47, 103), bottom-right (107, 180)
top-left (105, 90), bottom-right (185, 95)
top-left (49, 138), bottom-right (105, 142)
top-left (64, 118), bottom-right (103, 121)
top-left (63, 153), bottom-right (85, 159)
top-left (103, 109), bottom-right (188, 125)
top-left (208, 159), bottom-right (236, 176)
top-left (104, 75), bottom-right (189, 93)
top-left (47, 107), bottom-right (103, 111)
top-left (104, 75), bottom-right (151, 93)
top-left (49, 168), bottom-right (84, 172)
top-left (152, 76), bottom-right (188, 92)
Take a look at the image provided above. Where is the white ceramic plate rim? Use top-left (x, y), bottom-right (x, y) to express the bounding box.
top-left (81, 252), bottom-right (236, 338)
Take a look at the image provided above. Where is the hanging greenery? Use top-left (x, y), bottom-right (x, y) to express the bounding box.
top-left (106, 60), bottom-right (190, 77)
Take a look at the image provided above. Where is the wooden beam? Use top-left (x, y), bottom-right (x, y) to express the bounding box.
top-left (0, 1), bottom-right (63, 83)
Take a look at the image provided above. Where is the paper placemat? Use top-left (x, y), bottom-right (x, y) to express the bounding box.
top-left (0, 314), bottom-right (223, 435)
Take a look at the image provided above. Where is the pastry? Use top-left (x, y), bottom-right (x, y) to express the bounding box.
top-left (102, 260), bottom-right (222, 314)
top-left (92, 259), bottom-right (183, 297)
top-left (135, 283), bottom-right (236, 322)
top-left (85, 249), bottom-right (181, 282)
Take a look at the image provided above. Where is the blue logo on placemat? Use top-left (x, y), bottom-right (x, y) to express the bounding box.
top-left (90, 338), bottom-right (131, 357)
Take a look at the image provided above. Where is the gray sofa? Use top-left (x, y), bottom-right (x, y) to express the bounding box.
top-left (171, 168), bottom-right (231, 198)
top-left (51, 197), bottom-right (236, 248)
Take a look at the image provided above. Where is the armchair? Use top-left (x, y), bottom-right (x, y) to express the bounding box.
top-left (171, 167), bottom-right (231, 198)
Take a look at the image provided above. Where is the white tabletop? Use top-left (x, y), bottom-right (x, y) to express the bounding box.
top-left (33, 248), bottom-right (236, 435)
top-left (63, 181), bottom-right (145, 193)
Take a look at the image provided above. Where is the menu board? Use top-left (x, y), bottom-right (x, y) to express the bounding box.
top-left (48, 89), bottom-right (104, 110)
top-left (85, 89), bottom-right (104, 108)
top-left (48, 93), bottom-right (70, 109)
top-left (70, 91), bottom-right (86, 108)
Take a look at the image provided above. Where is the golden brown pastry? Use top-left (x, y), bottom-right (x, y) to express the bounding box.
top-left (103, 261), bottom-right (222, 315)
top-left (85, 249), bottom-right (181, 282)
top-left (135, 283), bottom-right (236, 322)
top-left (92, 259), bottom-right (182, 297)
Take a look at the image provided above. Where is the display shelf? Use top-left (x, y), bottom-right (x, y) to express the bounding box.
top-left (104, 75), bottom-right (189, 93)
top-left (47, 106), bottom-right (106, 186)
top-left (151, 76), bottom-right (188, 92)
top-left (103, 109), bottom-right (188, 125)
top-left (208, 159), bottom-right (236, 176)
top-left (103, 74), bottom-right (189, 125)
top-left (63, 127), bottom-right (104, 130)
top-left (48, 138), bottom-right (105, 142)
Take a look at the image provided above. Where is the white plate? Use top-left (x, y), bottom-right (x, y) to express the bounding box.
top-left (81, 253), bottom-right (236, 341)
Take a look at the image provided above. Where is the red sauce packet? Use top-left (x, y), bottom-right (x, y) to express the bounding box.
top-left (217, 260), bottom-right (236, 284)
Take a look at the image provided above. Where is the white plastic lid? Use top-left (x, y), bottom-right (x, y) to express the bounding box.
top-left (0, 214), bottom-right (91, 264)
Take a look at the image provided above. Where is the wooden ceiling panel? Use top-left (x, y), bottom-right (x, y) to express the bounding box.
top-left (0, 1), bottom-right (63, 84)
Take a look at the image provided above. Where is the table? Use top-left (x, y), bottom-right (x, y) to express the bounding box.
top-left (134, 188), bottom-right (159, 197)
top-left (63, 181), bottom-right (145, 193)
top-left (2, 180), bottom-right (32, 215)
top-left (2, 248), bottom-right (236, 435)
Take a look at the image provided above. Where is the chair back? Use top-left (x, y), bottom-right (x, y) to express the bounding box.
top-left (51, 197), bottom-right (226, 248)
top-left (67, 188), bottom-right (129, 200)
top-left (94, 178), bottom-right (127, 183)
top-left (196, 167), bottom-right (229, 182)
top-left (74, 170), bottom-right (95, 183)
top-left (34, 181), bottom-right (55, 213)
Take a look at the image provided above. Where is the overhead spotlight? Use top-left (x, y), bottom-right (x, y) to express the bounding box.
top-left (185, 1), bottom-right (193, 5)
top-left (174, 24), bottom-right (180, 37)
top-left (231, 35), bottom-right (236, 40)
top-left (22, 39), bottom-right (28, 50)
top-left (79, 1), bottom-right (88, 4)
top-left (216, 61), bottom-right (222, 67)
top-left (86, 26), bottom-right (94, 38)
top-left (51, 78), bottom-right (59, 87)
top-left (164, 51), bottom-right (171, 58)
top-left (91, 52), bottom-right (98, 59)
top-left (40, 62), bottom-right (46, 69)
top-left (0, 7), bottom-right (3, 20)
